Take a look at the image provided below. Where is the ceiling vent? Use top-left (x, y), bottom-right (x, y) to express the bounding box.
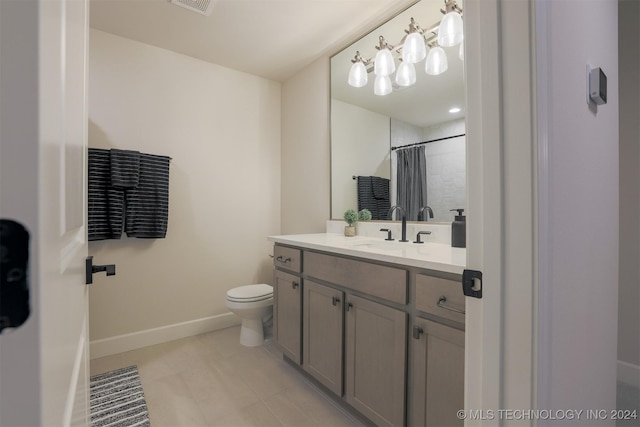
top-left (170, 0), bottom-right (215, 16)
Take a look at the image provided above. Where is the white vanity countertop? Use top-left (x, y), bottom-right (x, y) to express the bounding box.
top-left (268, 233), bottom-right (466, 275)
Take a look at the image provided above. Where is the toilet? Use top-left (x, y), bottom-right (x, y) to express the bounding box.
top-left (225, 284), bottom-right (274, 347)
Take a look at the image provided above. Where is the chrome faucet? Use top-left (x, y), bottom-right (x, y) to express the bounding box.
top-left (388, 205), bottom-right (408, 242)
top-left (418, 206), bottom-right (434, 221)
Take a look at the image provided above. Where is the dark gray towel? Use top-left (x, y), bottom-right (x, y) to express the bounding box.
top-left (124, 153), bottom-right (170, 239)
top-left (88, 148), bottom-right (124, 240)
top-left (110, 149), bottom-right (140, 189)
top-left (357, 176), bottom-right (390, 220)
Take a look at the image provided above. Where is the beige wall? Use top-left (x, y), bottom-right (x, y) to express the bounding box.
top-left (618, 0), bottom-right (640, 369)
top-left (88, 30), bottom-right (281, 345)
top-left (281, 57), bottom-right (331, 234)
top-left (331, 99), bottom-right (390, 219)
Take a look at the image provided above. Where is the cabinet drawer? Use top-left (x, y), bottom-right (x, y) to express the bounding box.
top-left (305, 251), bottom-right (407, 305)
top-left (415, 274), bottom-right (465, 324)
top-left (273, 245), bottom-right (301, 273)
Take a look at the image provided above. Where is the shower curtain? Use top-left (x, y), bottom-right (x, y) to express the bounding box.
top-left (396, 146), bottom-right (427, 221)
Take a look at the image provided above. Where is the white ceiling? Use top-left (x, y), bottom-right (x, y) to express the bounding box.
top-left (90, 0), bottom-right (465, 128)
top-left (89, 0), bottom-right (416, 82)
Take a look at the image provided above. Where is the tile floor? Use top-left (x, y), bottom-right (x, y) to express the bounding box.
top-left (91, 326), bottom-right (640, 427)
top-left (90, 326), bottom-right (362, 427)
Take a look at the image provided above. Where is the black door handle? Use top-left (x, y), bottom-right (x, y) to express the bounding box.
top-left (86, 256), bottom-right (116, 285)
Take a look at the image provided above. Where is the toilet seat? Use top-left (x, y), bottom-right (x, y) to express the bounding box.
top-left (226, 284), bottom-right (273, 303)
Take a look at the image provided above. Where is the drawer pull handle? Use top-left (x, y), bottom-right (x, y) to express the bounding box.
top-left (437, 296), bottom-right (466, 315)
top-left (346, 302), bottom-right (353, 311)
top-left (332, 296), bottom-right (341, 306)
top-left (291, 281), bottom-right (299, 290)
top-left (412, 326), bottom-right (424, 340)
top-left (276, 256), bottom-right (292, 264)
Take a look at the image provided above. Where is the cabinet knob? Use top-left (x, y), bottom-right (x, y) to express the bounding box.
top-left (412, 326), bottom-right (424, 340)
top-left (291, 281), bottom-right (299, 289)
top-left (332, 296), bottom-right (341, 306)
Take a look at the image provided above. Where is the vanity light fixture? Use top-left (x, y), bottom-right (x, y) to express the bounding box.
top-left (374, 36), bottom-right (396, 76)
top-left (425, 44), bottom-right (448, 75)
top-left (438, 0), bottom-right (464, 47)
top-left (402, 18), bottom-right (427, 64)
top-left (396, 60), bottom-right (417, 87)
top-left (374, 74), bottom-right (393, 96)
top-left (449, 107), bottom-right (461, 113)
top-left (347, 0), bottom-right (463, 95)
top-left (348, 51), bottom-right (370, 87)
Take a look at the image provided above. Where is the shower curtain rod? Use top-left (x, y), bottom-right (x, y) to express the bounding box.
top-left (391, 133), bottom-right (466, 151)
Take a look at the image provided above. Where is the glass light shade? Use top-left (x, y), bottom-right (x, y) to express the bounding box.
top-left (348, 61), bottom-right (368, 87)
top-left (425, 46), bottom-right (448, 75)
top-left (459, 39), bottom-right (464, 61)
top-left (402, 32), bottom-right (426, 64)
top-left (395, 61), bottom-right (416, 87)
top-left (437, 11), bottom-right (463, 47)
top-left (374, 48), bottom-right (395, 76)
top-left (374, 75), bottom-right (392, 96)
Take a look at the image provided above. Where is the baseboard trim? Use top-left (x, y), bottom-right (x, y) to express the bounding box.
top-left (90, 312), bottom-right (240, 359)
top-left (618, 360), bottom-right (640, 388)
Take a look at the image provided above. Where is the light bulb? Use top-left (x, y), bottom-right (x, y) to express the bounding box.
top-left (348, 61), bottom-right (368, 87)
top-left (374, 75), bottom-right (392, 96)
top-left (395, 61), bottom-right (416, 87)
top-left (402, 32), bottom-right (426, 64)
top-left (438, 11), bottom-right (463, 47)
top-left (459, 38), bottom-right (464, 61)
top-left (425, 46), bottom-right (448, 75)
top-left (374, 48), bottom-right (395, 76)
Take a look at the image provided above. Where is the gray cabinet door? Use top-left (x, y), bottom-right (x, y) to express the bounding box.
top-left (411, 317), bottom-right (464, 427)
top-left (303, 280), bottom-right (344, 396)
top-left (345, 294), bottom-right (407, 426)
top-left (274, 269), bottom-right (302, 364)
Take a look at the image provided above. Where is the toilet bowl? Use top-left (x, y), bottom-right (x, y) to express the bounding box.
top-left (225, 284), bottom-right (273, 347)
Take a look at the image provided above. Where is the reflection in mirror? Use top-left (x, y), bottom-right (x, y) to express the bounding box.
top-left (331, 0), bottom-right (466, 223)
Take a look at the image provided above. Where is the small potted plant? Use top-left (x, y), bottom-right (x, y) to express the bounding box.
top-left (343, 209), bottom-right (358, 236)
top-left (358, 209), bottom-right (372, 221)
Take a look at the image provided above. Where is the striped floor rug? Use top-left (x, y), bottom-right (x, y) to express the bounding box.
top-left (89, 365), bottom-right (151, 427)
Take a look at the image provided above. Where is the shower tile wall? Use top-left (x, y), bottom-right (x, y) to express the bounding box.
top-left (423, 119), bottom-right (466, 221)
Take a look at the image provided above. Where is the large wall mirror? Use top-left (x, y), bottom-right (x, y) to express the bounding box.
top-left (331, 0), bottom-right (466, 223)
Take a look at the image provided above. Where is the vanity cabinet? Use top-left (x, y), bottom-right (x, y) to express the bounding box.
top-left (411, 273), bottom-right (465, 427)
top-left (272, 242), bottom-right (464, 427)
top-left (411, 318), bottom-right (464, 427)
top-left (302, 280), bottom-right (344, 396)
top-left (273, 269), bottom-right (302, 364)
top-left (345, 294), bottom-right (407, 427)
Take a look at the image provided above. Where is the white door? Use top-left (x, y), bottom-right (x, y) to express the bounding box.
top-left (464, 0), bottom-right (537, 423)
top-left (0, 0), bottom-right (90, 425)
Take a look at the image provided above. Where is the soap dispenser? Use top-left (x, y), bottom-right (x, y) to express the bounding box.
top-left (450, 209), bottom-right (466, 248)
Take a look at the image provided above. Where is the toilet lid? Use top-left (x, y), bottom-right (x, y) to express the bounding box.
top-left (226, 284), bottom-right (273, 302)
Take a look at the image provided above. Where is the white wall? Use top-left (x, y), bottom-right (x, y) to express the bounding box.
top-left (618, 0), bottom-right (640, 379)
top-left (281, 57), bottom-right (331, 234)
top-left (88, 30), bottom-right (281, 355)
top-left (331, 99), bottom-right (390, 219)
top-left (537, 0), bottom-right (619, 420)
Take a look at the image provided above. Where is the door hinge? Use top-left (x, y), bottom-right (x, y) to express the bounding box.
top-left (462, 269), bottom-right (482, 299)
